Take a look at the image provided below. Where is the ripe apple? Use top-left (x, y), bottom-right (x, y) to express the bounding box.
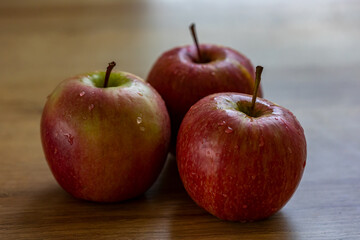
top-left (41, 62), bottom-right (171, 202)
top-left (176, 66), bottom-right (306, 221)
top-left (147, 24), bottom-right (262, 151)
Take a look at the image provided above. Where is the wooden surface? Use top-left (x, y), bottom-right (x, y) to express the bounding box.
top-left (1, 0), bottom-right (360, 239)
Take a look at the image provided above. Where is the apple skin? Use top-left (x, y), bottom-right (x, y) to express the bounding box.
top-left (176, 92), bottom-right (306, 221)
top-left (41, 71), bottom-right (171, 202)
top-left (147, 44), bottom-right (262, 150)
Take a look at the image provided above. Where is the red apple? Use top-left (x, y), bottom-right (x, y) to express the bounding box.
top-left (41, 62), bottom-right (171, 202)
top-left (176, 67), bottom-right (306, 221)
top-left (147, 24), bottom-right (262, 151)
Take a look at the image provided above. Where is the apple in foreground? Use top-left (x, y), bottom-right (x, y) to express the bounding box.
top-left (176, 66), bottom-right (306, 221)
top-left (41, 62), bottom-right (171, 202)
top-left (147, 24), bottom-right (262, 151)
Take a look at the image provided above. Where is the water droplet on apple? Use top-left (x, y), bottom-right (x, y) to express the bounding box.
top-left (242, 204), bottom-right (248, 209)
top-left (283, 121), bottom-right (289, 130)
top-left (79, 91), bottom-right (86, 97)
top-left (225, 126), bottom-right (233, 134)
top-left (139, 126), bottom-right (145, 131)
top-left (88, 104), bottom-right (94, 111)
top-left (54, 148), bottom-right (58, 154)
top-left (222, 193), bottom-right (228, 197)
top-left (217, 120), bottom-right (226, 126)
top-left (211, 72), bottom-right (215, 76)
top-left (64, 133), bottom-right (74, 145)
top-left (136, 117), bottom-right (142, 124)
top-left (251, 175), bottom-right (256, 180)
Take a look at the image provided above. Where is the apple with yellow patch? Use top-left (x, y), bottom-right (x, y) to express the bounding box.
top-left (41, 62), bottom-right (171, 202)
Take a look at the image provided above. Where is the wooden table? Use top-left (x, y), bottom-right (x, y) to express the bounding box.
top-left (1, 0), bottom-right (359, 239)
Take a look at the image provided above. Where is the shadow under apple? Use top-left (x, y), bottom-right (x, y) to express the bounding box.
top-left (14, 154), bottom-right (297, 239)
top-left (14, 155), bottom-right (187, 239)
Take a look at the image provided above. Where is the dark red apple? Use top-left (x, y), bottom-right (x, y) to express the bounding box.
top-left (147, 24), bottom-right (262, 151)
top-left (41, 62), bottom-right (171, 202)
top-left (176, 66), bottom-right (306, 221)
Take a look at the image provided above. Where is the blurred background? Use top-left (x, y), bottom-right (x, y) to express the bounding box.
top-left (2, 0), bottom-right (359, 75)
top-left (1, 0), bottom-right (360, 238)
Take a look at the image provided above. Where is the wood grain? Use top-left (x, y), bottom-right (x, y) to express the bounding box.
top-left (1, 0), bottom-right (360, 239)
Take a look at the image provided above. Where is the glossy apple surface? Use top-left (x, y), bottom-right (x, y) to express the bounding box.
top-left (41, 71), bottom-right (171, 202)
top-left (177, 92), bottom-right (306, 221)
top-left (147, 44), bottom-right (262, 150)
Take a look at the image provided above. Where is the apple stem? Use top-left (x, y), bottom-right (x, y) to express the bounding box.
top-left (250, 66), bottom-right (264, 115)
top-left (103, 61), bottom-right (116, 88)
top-left (189, 23), bottom-right (203, 63)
